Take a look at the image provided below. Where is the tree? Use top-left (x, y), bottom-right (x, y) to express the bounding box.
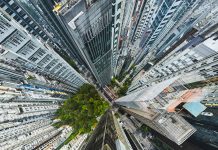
top-left (117, 77), bottom-right (131, 97)
top-left (110, 77), bottom-right (119, 88)
top-left (117, 85), bottom-right (128, 96)
top-left (27, 75), bottom-right (36, 80)
top-left (55, 84), bottom-right (109, 134)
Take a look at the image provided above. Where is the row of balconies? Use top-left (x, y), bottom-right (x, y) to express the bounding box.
top-left (2, 125), bottom-right (56, 149)
top-left (0, 119), bottom-right (51, 142)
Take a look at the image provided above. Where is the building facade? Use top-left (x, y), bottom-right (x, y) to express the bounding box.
top-left (0, 101), bottom-right (66, 150)
top-left (131, 0), bottom-right (218, 75)
top-left (114, 0), bottom-right (137, 76)
top-left (115, 77), bottom-right (205, 145)
top-left (47, 0), bottom-right (125, 86)
top-left (128, 36), bottom-right (218, 93)
top-left (82, 110), bottom-right (132, 150)
top-left (0, 63), bottom-right (74, 149)
top-left (0, 0), bottom-right (89, 68)
top-left (0, 9), bottom-right (87, 90)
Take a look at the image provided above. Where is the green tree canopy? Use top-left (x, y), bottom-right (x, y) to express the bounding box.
top-left (117, 77), bottom-right (132, 97)
top-left (55, 84), bottom-right (109, 133)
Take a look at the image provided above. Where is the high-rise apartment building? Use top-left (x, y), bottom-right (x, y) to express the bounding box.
top-left (0, 0), bottom-right (53, 45)
top-left (0, 1), bottom-right (89, 149)
top-left (128, 36), bottom-right (218, 93)
top-left (0, 60), bottom-right (25, 82)
top-left (121, 107), bottom-right (196, 145)
top-left (0, 0), bottom-right (88, 67)
top-left (0, 0), bottom-right (218, 149)
top-left (82, 110), bottom-right (132, 150)
top-left (114, 0), bottom-right (136, 77)
top-left (131, 0), bottom-right (218, 75)
top-left (0, 64), bottom-right (74, 149)
top-left (0, 9), bottom-right (87, 91)
top-left (61, 0), bottom-right (114, 86)
top-left (0, 60), bottom-right (75, 93)
top-left (37, 0), bottom-right (125, 86)
top-left (0, 101), bottom-right (63, 149)
top-left (116, 77), bottom-right (201, 145)
top-left (131, 0), bottom-right (185, 57)
top-left (0, 3), bottom-right (88, 148)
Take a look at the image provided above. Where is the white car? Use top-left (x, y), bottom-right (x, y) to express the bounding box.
top-left (201, 112), bottom-right (213, 116)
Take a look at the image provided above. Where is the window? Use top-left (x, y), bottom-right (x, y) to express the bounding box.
top-left (0, 2), bottom-right (5, 7)
top-left (17, 41), bottom-right (37, 56)
top-left (116, 14), bottom-right (120, 19)
top-left (28, 48), bottom-right (46, 62)
top-left (26, 27), bottom-right (31, 31)
top-left (212, 65), bottom-right (218, 68)
top-left (56, 66), bottom-right (66, 76)
top-left (167, 12), bottom-right (173, 16)
top-left (171, 6), bottom-right (177, 10)
top-left (165, 0), bottom-right (174, 6)
top-left (51, 63), bottom-right (62, 73)
top-left (3, 31), bottom-right (26, 49)
top-left (213, 56), bottom-right (218, 61)
top-left (163, 17), bottom-right (169, 21)
top-left (37, 54), bottom-right (52, 66)
top-left (161, 3), bottom-right (168, 15)
top-left (192, 66), bottom-right (196, 70)
top-left (13, 15), bottom-right (20, 22)
top-left (45, 59), bottom-right (57, 70)
top-left (117, 2), bottom-right (121, 10)
top-left (20, 21), bottom-right (27, 27)
top-left (0, 18), bottom-right (11, 35)
top-left (112, 6), bottom-right (115, 15)
top-left (8, 10), bottom-right (13, 15)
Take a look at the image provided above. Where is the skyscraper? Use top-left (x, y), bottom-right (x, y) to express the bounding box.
top-left (0, 0), bottom-right (88, 67)
top-left (0, 106), bottom-right (72, 150)
top-left (82, 110), bottom-right (132, 150)
top-left (128, 36), bottom-right (218, 93)
top-left (0, 8), bottom-right (87, 91)
top-left (0, 0), bottom-right (218, 149)
top-left (63, 0), bottom-right (114, 86)
top-left (115, 77), bottom-right (203, 145)
top-left (39, 0), bottom-right (125, 86)
top-left (0, 63), bottom-right (74, 149)
top-left (114, 0), bottom-right (136, 77)
top-left (131, 0), bottom-right (218, 75)
top-left (0, 1), bottom-right (90, 149)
